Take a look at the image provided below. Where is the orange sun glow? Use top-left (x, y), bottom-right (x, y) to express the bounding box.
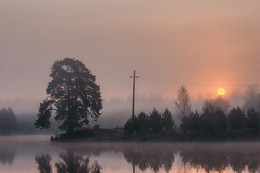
top-left (217, 88), bottom-right (225, 96)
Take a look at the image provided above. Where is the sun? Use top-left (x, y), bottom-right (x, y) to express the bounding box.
top-left (217, 88), bottom-right (225, 96)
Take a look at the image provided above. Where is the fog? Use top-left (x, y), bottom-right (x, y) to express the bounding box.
top-left (1, 0), bottom-right (260, 99)
top-left (1, 0), bottom-right (260, 128)
top-left (0, 90), bottom-right (246, 129)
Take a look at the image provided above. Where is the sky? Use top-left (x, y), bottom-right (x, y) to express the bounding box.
top-left (1, 0), bottom-right (260, 116)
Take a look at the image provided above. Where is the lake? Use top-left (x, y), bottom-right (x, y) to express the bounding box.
top-left (0, 135), bottom-right (260, 173)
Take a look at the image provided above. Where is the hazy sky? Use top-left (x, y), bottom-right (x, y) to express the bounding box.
top-left (1, 0), bottom-right (260, 114)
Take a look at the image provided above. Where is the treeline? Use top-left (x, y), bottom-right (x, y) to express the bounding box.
top-left (123, 85), bottom-right (260, 139)
top-left (124, 108), bottom-right (174, 135)
top-left (178, 85), bottom-right (260, 137)
top-left (181, 106), bottom-right (260, 135)
top-left (123, 106), bottom-right (260, 139)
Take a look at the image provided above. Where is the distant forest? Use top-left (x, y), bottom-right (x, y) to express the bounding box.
top-left (0, 108), bottom-right (57, 135)
top-left (0, 107), bottom-right (16, 135)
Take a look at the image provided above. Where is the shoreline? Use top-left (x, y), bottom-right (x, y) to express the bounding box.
top-left (50, 128), bottom-right (260, 143)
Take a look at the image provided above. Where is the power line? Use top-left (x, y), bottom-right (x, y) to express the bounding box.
top-left (139, 76), bottom-right (260, 88)
top-left (138, 70), bottom-right (260, 87)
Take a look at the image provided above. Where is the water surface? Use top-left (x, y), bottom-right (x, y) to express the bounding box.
top-left (0, 135), bottom-right (260, 173)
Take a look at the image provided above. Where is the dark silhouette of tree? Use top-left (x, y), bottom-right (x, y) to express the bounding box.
top-left (124, 109), bottom-right (172, 135)
top-left (199, 108), bottom-right (227, 134)
top-left (180, 114), bottom-right (192, 132)
top-left (174, 85), bottom-right (192, 120)
top-left (136, 112), bottom-right (149, 133)
top-left (35, 58), bottom-right (102, 134)
top-left (200, 109), bottom-right (214, 133)
top-left (180, 111), bottom-right (200, 132)
top-left (161, 109), bottom-right (174, 131)
top-left (247, 108), bottom-right (260, 133)
top-left (228, 106), bottom-right (248, 131)
top-left (123, 118), bottom-right (135, 135)
top-left (0, 107), bottom-right (16, 135)
top-left (148, 108), bottom-right (162, 133)
top-left (203, 96), bottom-right (230, 113)
top-left (189, 111), bottom-right (200, 131)
top-left (211, 109), bottom-right (227, 134)
top-left (124, 113), bottom-right (148, 135)
top-left (35, 154), bottom-right (52, 173)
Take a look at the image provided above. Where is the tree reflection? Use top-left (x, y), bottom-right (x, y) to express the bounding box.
top-left (123, 148), bottom-right (175, 173)
top-left (123, 144), bottom-right (260, 173)
top-left (229, 152), bottom-right (247, 173)
top-left (35, 154), bottom-right (52, 173)
top-left (180, 148), bottom-right (228, 172)
top-left (55, 150), bottom-right (90, 173)
top-left (35, 150), bottom-right (101, 173)
top-left (90, 161), bottom-right (101, 173)
top-left (179, 146), bottom-right (260, 173)
top-left (0, 146), bottom-right (16, 165)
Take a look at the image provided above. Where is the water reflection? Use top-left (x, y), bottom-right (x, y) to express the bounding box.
top-left (121, 143), bottom-right (260, 173)
top-left (35, 150), bottom-right (101, 173)
top-left (35, 154), bottom-right (52, 173)
top-left (180, 147), bottom-right (229, 172)
top-left (1, 137), bottom-right (260, 173)
top-left (178, 144), bottom-right (260, 173)
top-left (123, 148), bottom-right (174, 172)
top-left (0, 145), bottom-right (16, 165)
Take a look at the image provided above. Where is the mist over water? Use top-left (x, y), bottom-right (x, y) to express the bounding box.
top-left (0, 136), bottom-right (260, 173)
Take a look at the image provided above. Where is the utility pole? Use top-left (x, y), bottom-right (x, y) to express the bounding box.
top-left (130, 70), bottom-right (138, 121)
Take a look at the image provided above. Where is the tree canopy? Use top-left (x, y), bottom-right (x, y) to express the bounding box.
top-left (228, 106), bottom-right (247, 131)
top-left (124, 108), bottom-right (174, 135)
top-left (35, 58), bottom-right (102, 134)
top-left (203, 96), bottom-right (230, 113)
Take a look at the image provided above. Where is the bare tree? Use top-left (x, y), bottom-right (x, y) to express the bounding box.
top-left (174, 85), bottom-right (192, 120)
